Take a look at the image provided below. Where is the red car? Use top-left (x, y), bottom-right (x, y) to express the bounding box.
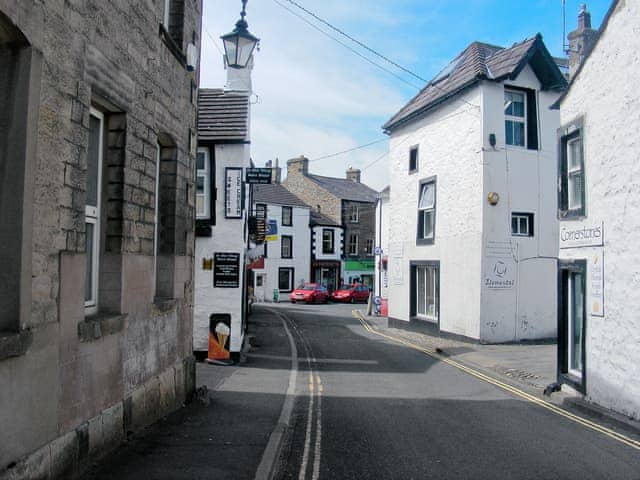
top-left (330, 284), bottom-right (370, 303)
top-left (289, 283), bottom-right (329, 304)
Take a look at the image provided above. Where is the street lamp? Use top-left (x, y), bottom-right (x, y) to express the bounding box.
top-left (221, 0), bottom-right (260, 69)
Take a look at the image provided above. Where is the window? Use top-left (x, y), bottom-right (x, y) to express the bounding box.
top-left (511, 212), bottom-right (534, 237)
top-left (365, 239), bottom-right (374, 255)
top-left (161, 0), bottom-right (185, 48)
top-left (411, 262), bottom-right (439, 324)
top-left (417, 178), bottom-right (436, 244)
top-left (282, 206), bottom-right (292, 226)
top-left (153, 143), bottom-right (161, 297)
top-left (504, 90), bottom-right (526, 147)
top-left (278, 267), bottom-right (294, 292)
top-left (349, 204), bottom-right (359, 223)
top-left (559, 119), bottom-right (585, 218)
top-left (281, 235), bottom-right (292, 259)
top-left (409, 146), bottom-right (419, 173)
top-left (196, 148), bottom-right (210, 219)
top-left (85, 109), bottom-right (104, 314)
top-left (322, 229), bottom-right (334, 254)
top-left (348, 233), bottom-right (359, 256)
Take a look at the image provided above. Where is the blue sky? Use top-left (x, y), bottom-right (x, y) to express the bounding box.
top-left (200, 0), bottom-right (611, 190)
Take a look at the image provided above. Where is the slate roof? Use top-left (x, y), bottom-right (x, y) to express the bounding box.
top-left (308, 174), bottom-right (378, 203)
top-left (310, 210), bottom-right (341, 227)
top-left (197, 88), bottom-right (249, 143)
top-left (383, 34), bottom-right (567, 133)
top-left (253, 184), bottom-right (309, 208)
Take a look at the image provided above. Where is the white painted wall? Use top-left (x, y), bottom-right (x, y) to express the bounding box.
top-left (311, 225), bottom-right (343, 262)
top-left (559, 1), bottom-right (640, 420)
top-left (480, 65), bottom-right (560, 342)
top-left (194, 143), bottom-right (250, 353)
top-left (386, 64), bottom-right (560, 342)
top-left (374, 191), bottom-right (390, 299)
top-left (252, 203), bottom-right (311, 302)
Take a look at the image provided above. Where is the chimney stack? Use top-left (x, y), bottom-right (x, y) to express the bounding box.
top-left (286, 155), bottom-right (309, 178)
top-left (568, 4), bottom-right (599, 79)
top-left (225, 56), bottom-right (254, 92)
top-left (270, 158), bottom-right (282, 184)
top-left (346, 167), bottom-right (361, 183)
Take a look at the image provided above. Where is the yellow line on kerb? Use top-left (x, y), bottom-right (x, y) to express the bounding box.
top-left (351, 310), bottom-right (640, 452)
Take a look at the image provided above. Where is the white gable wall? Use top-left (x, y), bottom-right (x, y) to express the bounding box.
top-left (559, 1), bottom-right (640, 420)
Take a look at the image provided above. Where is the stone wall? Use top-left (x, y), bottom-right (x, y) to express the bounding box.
top-left (0, 0), bottom-right (201, 477)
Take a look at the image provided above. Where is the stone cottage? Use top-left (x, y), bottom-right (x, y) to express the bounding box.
top-left (0, 1), bottom-right (201, 477)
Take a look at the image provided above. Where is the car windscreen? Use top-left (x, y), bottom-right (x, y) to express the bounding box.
top-left (339, 285), bottom-right (352, 290)
top-left (301, 285), bottom-right (316, 290)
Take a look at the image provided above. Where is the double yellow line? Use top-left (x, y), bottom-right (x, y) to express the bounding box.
top-left (352, 310), bottom-right (640, 452)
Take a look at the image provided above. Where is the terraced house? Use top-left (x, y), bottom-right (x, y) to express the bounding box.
top-left (0, 1), bottom-right (201, 477)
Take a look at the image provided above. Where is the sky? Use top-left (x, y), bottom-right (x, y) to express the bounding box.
top-left (200, 0), bottom-right (611, 191)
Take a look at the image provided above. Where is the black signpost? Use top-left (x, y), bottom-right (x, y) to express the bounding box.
top-left (245, 168), bottom-right (272, 184)
top-left (214, 252), bottom-right (241, 288)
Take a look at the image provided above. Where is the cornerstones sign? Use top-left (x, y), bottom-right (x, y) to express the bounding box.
top-left (484, 241), bottom-right (516, 290)
top-left (559, 221), bottom-right (604, 249)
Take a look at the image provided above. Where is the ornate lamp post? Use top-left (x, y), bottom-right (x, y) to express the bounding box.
top-left (220, 0), bottom-right (260, 69)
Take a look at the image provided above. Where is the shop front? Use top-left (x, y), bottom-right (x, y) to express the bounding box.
top-left (311, 260), bottom-right (341, 293)
top-left (343, 259), bottom-right (375, 287)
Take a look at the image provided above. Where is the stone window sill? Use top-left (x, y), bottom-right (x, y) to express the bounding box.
top-left (0, 330), bottom-right (33, 361)
top-left (79, 313), bottom-right (126, 343)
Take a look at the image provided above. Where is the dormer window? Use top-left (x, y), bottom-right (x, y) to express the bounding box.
top-left (504, 90), bottom-right (526, 147)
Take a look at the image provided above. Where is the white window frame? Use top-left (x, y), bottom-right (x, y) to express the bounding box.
top-left (348, 233), bottom-right (359, 256)
top-left (365, 238), bottom-right (374, 255)
top-left (282, 206), bottom-right (292, 226)
top-left (163, 0), bottom-right (171, 27)
top-left (85, 108), bottom-right (104, 315)
top-left (196, 147), bottom-right (210, 219)
top-left (416, 265), bottom-right (438, 321)
top-left (567, 137), bottom-right (584, 211)
top-left (504, 89), bottom-right (526, 148)
top-left (278, 267), bottom-right (294, 292)
top-left (511, 212), bottom-right (533, 237)
top-left (417, 180), bottom-right (436, 242)
top-left (349, 204), bottom-right (359, 223)
top-left (281, 235), bottom-right (292, 259)
top-left (322, 228), bottom-right (334, 254)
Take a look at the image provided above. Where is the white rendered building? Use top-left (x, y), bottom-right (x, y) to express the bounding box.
top-left (383, 35), bottom-right (566, 342)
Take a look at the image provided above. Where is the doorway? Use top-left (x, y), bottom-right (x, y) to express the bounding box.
top-left (558, 260), bottom-right (586, 393)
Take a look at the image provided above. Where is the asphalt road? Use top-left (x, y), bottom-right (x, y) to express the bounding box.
top-left (81, 302), bottom-right (640, 480)
top-left (270, 302), bottom-right (640, 480)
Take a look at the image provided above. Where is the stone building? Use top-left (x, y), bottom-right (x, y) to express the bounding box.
top-left (556, 0), bottom-right (640, 420)
top-left (283, 157), bottom-right (378, 289)
top-left (0, 1), bottom-right (201, 478)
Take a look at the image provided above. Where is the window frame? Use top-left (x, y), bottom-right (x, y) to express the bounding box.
top-left (322, 228), bottom-right (334, 254)
top-left (349, 204), bottom-right (359, 223)
top-left (416, 176), bottom-right (437, 246)
top-left (196, 147), bottom-right (211, 220)
top-left (282, 206), bottom-right (293, 226)
top-left (409, 145), bottom-right (419, 173)
top-left (281, 235), bottom-right (293, 259)
top-left (278, 267), bottom-right (295, 292)
top-left (347, 233), bottom-right (359, 256)
top-left (85, 108), bottom-right (105, 315)
top-left (365, 238), bottom-right (374, 256)
top-left (504, 88), bottom-right (527, 148)
top-left (558, 118), bottom-right (586, 219)
top-left (511, 212), bottom-right (534, 237)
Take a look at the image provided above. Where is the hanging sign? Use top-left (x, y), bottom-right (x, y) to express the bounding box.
top-left (559, 221), bottom-right (604, 249)
top-left (265, 219), bottom-right (278, 242)
top-left (225, 168), bottom-right (243, 219)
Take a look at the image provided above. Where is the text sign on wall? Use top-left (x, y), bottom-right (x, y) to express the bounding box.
top-left (590, 249), bottom-right (604, 317)
top-left (246, 168), bottom-right (272, 184)
top-left (484, 241), bottom-right (517, 290)
top-left (559, 221), bottom-right (604, 249)
top-left (214, 252), bottom-right (241, 288)
top-left (225, 168), bottom-right (243, 219)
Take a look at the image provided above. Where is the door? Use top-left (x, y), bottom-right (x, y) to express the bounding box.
top-left (558, 260), bottom-right (586, 392)
top-left (254, 274), bottom-right (266, 302)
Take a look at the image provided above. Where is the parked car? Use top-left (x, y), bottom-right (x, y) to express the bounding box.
top-left (331, 284), bottom-right (370, 303)
top-left (289, 283), bottom-right (329, 304)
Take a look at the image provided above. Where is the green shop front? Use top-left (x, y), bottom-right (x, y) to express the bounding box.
top-left (343, 259), bottom-right (375, 287)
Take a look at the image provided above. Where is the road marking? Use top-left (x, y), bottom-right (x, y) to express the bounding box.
top-left (298, 372), bottom-right (315, 480)
top-left (255, 310), bottom-right (299, 480)
top-left (312, 375), bottom-right (323, 480)
top-left (352, 310), bottom-right (640, 452)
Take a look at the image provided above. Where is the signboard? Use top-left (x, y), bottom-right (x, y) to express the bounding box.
top-left (213, 252), bottom-right (240, 288)
top-left (265, 219), bottom-right (278, 242)
top-left (225, 168), bottom-right (243, 219)
top-left (559, 221), bottom-right (604, 249)
top-left (590, 249), bottom-right (604, 317)
top-left (206, 314), bottom-right (231, 364)
top-left (246, 168), bottom-right (272, 184)
top-left (374, 246), bottom-right (383, 256)
top-left (484, 241), bottom-right (517, 290)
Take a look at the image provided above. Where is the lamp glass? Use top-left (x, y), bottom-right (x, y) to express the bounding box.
top-left (222, 30), bottom-right (258, 68)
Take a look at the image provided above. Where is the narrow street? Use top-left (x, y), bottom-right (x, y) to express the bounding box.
top-left (84, 304), bottom-right (640, 480)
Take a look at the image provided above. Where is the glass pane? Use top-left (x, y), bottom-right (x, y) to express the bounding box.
top-left (513, 121), bottom-right (525, 146)
top-left (236, 35), bottom-right (256, 67)
top-left (423, 211), bottom-right (434, 238)
top-left (505, 91), bottom-right (524, 117)
top-left (87, 115), bottom-right (101, 208)
top-left (520, 217), bottom-right (528, 234)
top-left (505, 120), bottom-right (513, 145)
top-left (417, 267), bottom-right (426, 315)
top-left (196, 195), bottom-right (204, 215)
top-left (196, 176), bottom-right (204, 192)
top-left (568, 139), bottom-right (582, 169)
top-left (571, 273), bottom-right (584, 372)
top-left (419, 183), bottom-right (435, 209)
top-left (279, 270), bottom-right (291, 290)
top-left (85, 223), bottom-right (94, 303)
top-left (426, 267), bottom-right (436, 317)
top-left (569, 174), bottom-right (584, 209)
top-left (511, 216), bottom-right (518, 234)
top-left (196, 152), bottom-right (205, 170)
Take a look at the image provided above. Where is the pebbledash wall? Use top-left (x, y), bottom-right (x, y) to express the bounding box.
top-left (387, 64), bottom-right (560, 342)
top-left (0, 1), bottom-right (200, 478)
top-left (558, 0), bottom-right (640, 420)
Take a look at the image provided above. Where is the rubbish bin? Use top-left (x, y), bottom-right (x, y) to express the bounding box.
top-left (273, 289), bottom-right (280, 302)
